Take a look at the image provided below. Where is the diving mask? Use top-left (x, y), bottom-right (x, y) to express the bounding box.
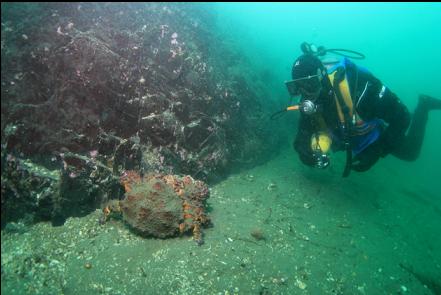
top-left (285, 68), bottom-right (324, 98)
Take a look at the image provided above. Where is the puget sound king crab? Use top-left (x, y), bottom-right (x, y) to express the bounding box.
top-left (101, 171), bottom-right (211, 245)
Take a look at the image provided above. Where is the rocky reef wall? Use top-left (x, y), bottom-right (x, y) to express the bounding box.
top-left (1, 3), bottom-right (285, 227)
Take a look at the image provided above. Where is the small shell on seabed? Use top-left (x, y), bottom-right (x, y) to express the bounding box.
top-left (246, 174), bottom-right (254, 181)
top-left (303, 203), bottom-right (312, 209)
top-left (295, 278), bottom-right (307, 289)
top-left (84, 262), bottom-right (92, 269)
top-left (250, 228), bottom-right (265, 241)
top-left (267, 183), bottom-right (277, 191)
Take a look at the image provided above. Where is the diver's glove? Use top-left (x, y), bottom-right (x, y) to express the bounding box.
top-left (314, 154), bottom-right (330, 169)
top-left (351, 140), bottom-right (383, 172)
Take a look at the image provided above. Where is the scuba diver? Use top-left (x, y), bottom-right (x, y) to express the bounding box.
top-left (284, 42), bottom-right (441, 177)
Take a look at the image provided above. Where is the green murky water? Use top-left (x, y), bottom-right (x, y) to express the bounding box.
top-left (2, 3), bottom-right (440, 294)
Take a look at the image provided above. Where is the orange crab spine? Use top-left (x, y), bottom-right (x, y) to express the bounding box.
top-left (183, 213), bottom-right (193, 219)
top-left (183, 202), bottom-right (192, 211)
top-left (103, 206), bottom-right (111, 216)
top-left (179, 223), bottom-right (186, 234)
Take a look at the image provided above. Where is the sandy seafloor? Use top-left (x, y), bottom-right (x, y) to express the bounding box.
top-left (2, 149), bottom-right (440, 295)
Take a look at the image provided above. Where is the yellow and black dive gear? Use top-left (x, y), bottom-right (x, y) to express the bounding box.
top-left (311, 132), bottom-right (332, 154)
top-left (328, 66), bottom-right (357, 177)
top-left (275, 42), bottom-right (366, 177)
top-left (275, 65), bottom-right (357, 177)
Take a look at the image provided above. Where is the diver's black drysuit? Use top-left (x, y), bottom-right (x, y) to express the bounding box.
top-left (293, 58), bottom-right (440, 172)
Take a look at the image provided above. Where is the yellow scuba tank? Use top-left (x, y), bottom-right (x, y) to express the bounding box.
top-left (311, 132), bottom-right (332, 154)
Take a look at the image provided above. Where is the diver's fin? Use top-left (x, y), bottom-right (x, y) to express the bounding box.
top-left (419, 94), bottom-right (441, 110)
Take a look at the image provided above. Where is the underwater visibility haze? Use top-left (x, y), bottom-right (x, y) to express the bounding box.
top-left (1, 2), bottom-right (441, 294)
